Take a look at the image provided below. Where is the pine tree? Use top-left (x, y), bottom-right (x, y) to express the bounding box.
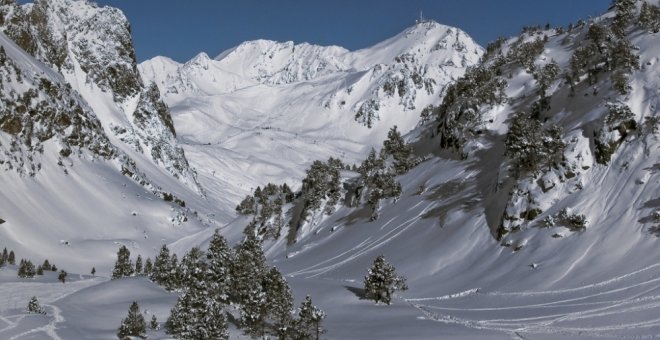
top-left (27, 296), bottom-right (44, 314)
top-left (166, 290), bottom-right (228, 340)
top-left (135, 255), bottom-right (143, 276)
top-left (264, 267), bottom-right (294, 338)
top-left (231, 233), bottom-right (267, 304)
top-left (8, 250), bottom-right (15, 265)
top-left (640, 1), bottom-right (660, 33)
top-left (281, 183), bottom-right (295, 203)
top-left (239, 278), bottom-right (268, 338)
top-left (143, 258), bottom-right (152, 276)
top-left (36, 265), bottom-right (43, 275)
top-left (363, 255), bottom-right (408, 305)
top-left (91, 267), bottom-right (96, 276)
top-left (117, 301), bottom-right (147, 340)
top-left (42, 259), bottom-right (51, 271)
top-left (165, 247), bottom-right (228, 340)
top-left (151, 245), bottom-right (172, 288)
top-left (179, 247), bottom-right (206, 289)
top-left (150, 314), bottom-right (158, 330)
top-left (18, 259), bottom-right (24, 277)
top-left (236, 195), bottom-right (257, 215)
top-left (359, 148), bottom-right (384, 181)
top-left (533, 61), bottom-right (560, 100)
top-left (294, 296), bottom-right (326, 340)
top-left (206, 230), bottom-right (234, 304)
top-left (112, 245), bottom-right (134, 279)
top-left (612, 0), bottom-right (637, 36)
top-left (168, 253), bottom-right (181, 290)
top-left (18, 259), bottom-right (36, 278)
top-left (232, 233), bottom-right (270, 337)
top-left (383, 125), bottom-right (417, 175)
top-left (0, 247), bottom-right (7, 266)
top-left (58, 270), bottom-right (67, 283)
top-left (505, 112), bottom-right (565, 175)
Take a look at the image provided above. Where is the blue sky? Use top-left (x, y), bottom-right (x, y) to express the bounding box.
top-left (94, 0), bottom-right (610, 63)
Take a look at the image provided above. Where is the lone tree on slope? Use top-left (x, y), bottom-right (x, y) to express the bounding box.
top-left (117, 301), bottom-right (147, 339)
top-left (363, 255), bottom-right (408, 305)
top-left (27, 296), bottom-right (45, 314)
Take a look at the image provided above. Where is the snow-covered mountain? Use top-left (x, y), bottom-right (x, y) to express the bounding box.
top-left (2, 0), bottom-right (660, 338)
top-left (248, 3), bottom-right (660, 338)
top-left (139, 20), bottom-right (483, 216)
top-left (166, 2), bottom-right (660, 338)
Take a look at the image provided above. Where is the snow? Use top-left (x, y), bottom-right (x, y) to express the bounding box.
top-left (2, 2), bottom-right (660, 339)
top-left (139, 19), bottom-right (483, 218)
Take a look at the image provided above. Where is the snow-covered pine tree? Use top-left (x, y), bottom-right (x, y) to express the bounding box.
top-left (42, 259), bottom-right (51, 271)
top-left (383, 125), bottom-right (417, 175)
top-left (117, 301), bottom-right (147, 340)
top-left (18, 259), bottom-right (36, 278)
top-left (8, 250), bottom-right (15, 265)
top-left (231, 233), bottom-right (271, 337)
top-left (166, 290), bottom-right (228, 340)
top-left (150, 314), bottom-right (158, 330)
top-left (36, 265), bottom-right (43, 275)
top-left (180, 247), bottom-right (206, 289)
top-left (533, 60), bottom-right (560, 112)
top-left (281, 182), bottom-right (294, 203)
top-left (111, 245), bottom-right (134, 279)
top-left (640, 1), bottom-right (660, 33)
top-left (239, 277), bottom-right (268, 338)
top-left (263, 266), bottom-right (294, 338)
top-left (368, 188), bottom-right (382, 222)
top-left (363, 255), bottom-right (408, 305)
top-left (27, 296), bottom-right (45, 314)
top-left (151, 245), bottom-right (172, 288)
top-left (58, 270), bottom-right (67, 283)
top-left (143, 257), bottom-right (152, 276)
top-left (165, 246), bottom-right (229, 340)
top-left (17, 259), bottom-right (24, 277)
top-left (358, 147), bottom-right (384, 181)
top-left (168, 253), bottom-right (181, 290)
top-left (231, 232), bottom-right (267, 304)
top-left (206, 229), bottom-right (234, 304)
top-left (294, 295), bottom-right (326, 340)
top-left (505, 112), bottom-right (564, 175)
top-left (612, 0), bottom-right (637, 37)
top-left (135, 254), bottom-right (143, 276)
top-left (0, 248), bottom-right (6, 266)
top-left (236, 195), bottom-right (257, 215)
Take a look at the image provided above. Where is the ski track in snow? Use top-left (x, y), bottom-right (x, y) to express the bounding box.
top-left (287, 202), bottom-right (436, 279)
top-left (0, 278), bottom-right (100, 340)
top-left (403, 263), bottom-right (660, 337)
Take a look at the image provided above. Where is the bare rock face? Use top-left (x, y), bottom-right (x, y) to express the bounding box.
top-left (0, 0), bottom-right (200, 192)
top-left (0, 44), bottom-right (114, 176)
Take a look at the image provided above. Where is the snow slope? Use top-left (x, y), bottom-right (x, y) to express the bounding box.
top-left (255, 6), bottom-right (660, 339)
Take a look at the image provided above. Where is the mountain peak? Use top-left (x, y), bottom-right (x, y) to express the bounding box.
top-left (185, 51), bottom-right (211, 69)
